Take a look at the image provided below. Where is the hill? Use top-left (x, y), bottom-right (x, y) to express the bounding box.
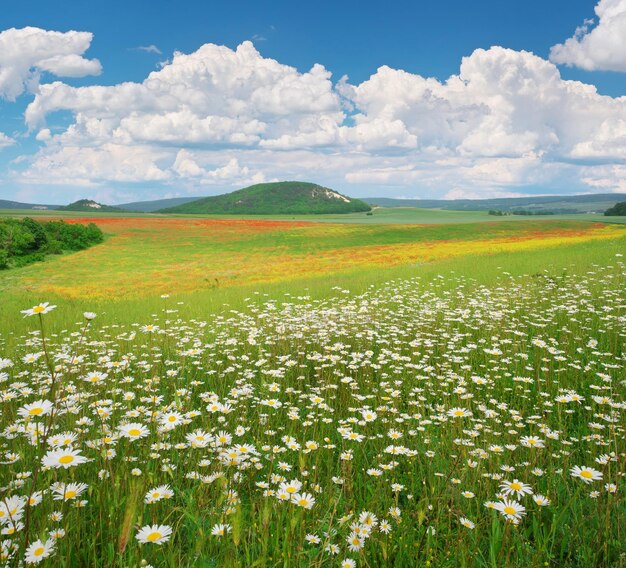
top-left (158, 182), bottom-right (372, 215)
top-left (117, 197), bottom-right (201, 212)
top-left (0, 199), bottom-right (60, 210)
top-left (58, 199), bottom-right (126, 213)
top-left (366, 193), bottom-right (626, 214)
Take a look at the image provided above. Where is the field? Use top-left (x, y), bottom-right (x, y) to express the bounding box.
top-left (0, 210), bottom-right (625, 567)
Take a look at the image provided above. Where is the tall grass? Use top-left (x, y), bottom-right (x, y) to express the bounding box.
top-left (0, 244), bottom-right (624, 566)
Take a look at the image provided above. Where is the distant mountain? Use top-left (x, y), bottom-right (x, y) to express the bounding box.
top-left (58, 199), bottom-right (126, 212)
top-left (158, 182), bottom-right (372, 215)
top-left (117, 197), bottom-right (201, 212)
top-left (365, 193), bottom-right (626, 214)
top-left (0, 199), bottom-right (60, 210)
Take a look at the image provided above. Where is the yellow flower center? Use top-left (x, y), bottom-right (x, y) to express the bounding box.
top-left (146, 531), bottom-right (161, 542)
top-left (29, 407), bottom-right (44, 415)
top-left (454, 410), bottom-right (464, 416)
top-left (33, 306), bottom-right (46, 314)
top-left (33, 547), bottom-right (45, 556)
top-left (65, 491), bottom-right (77, 499)
top-left (59, 455), bottom-right (74, 464)
top-left (580, 470), bottom-right (593, 479)
top-left (510, 483), bottom-right (522, 491)
top-left (286, 487), bottom-right (297, 493)
top-left (128, 429), bottom-right (141, 437)
top-left (168, 416), bottom-right (177, 422)
top-left (503, 506), bottom-right (516, 515)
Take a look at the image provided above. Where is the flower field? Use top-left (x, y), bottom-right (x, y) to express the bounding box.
top-left (0, 250), bottom-right (624, 566)
top-left (1, 217), bottom-right (624, 300)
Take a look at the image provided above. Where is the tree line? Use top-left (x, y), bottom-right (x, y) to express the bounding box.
top-left (0, 217), bottom-right (104, 269)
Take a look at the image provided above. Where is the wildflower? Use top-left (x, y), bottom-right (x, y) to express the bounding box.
top-left (18, 400), bottom-right (53, 418)
top-left (52, 483), bottom-right (89, 501)
top-left (570, 465), bottom-right (603, 484)
top-left (533, 495), bottom-right (550, 506)
top-left (494, 499), bottom-right (526, 521)
top-left (24, 539), bottom-right (55, 563)
top-left (42, 448), bottom-right (89, 469)
top-left (21, 303), bottom-right (56, 317)
top-left (83, 312), bottom-right (97, 320)
top-left (145, 485), bottom-right (174, 504)
top-left (119, 423), bottom-right (150, 440)
top-left (500, 479), bottom-right (533, 498)
top-left (448, 407), bottom-right (471, 418)
top-left (136, 524), bottom-right (172, 545)
top-left (211, 524), bottom-right (230, 536)
top-left (292, 492), bottom-right (315, 509)
top-left (341, 560), bottom-right (356, 568)
top-left (346, 533), bottom-right (365, 552)
top-left (460, 517), bottom-right (475, 529)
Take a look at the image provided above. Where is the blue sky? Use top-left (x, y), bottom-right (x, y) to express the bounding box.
top-left (1, 0), bottom-right (626, 204)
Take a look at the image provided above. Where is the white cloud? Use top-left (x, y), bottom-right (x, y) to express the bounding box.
top-left (0, 27), bottom-right (101, 100)
top-left (6, 36), bottom-right (626, 200)
top-left (135, 45), bottom-right (162, 55)
top-left (0, 132), bottom-right (14, 149)
top-left (550, 0), bottom-right (626, 72)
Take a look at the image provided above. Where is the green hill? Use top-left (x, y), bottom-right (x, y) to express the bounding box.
top-left (59, 199), bottom-right (125, 213)
top-left (366, 193), bottom-right (626, 214)
top-left (158, 182), bottom-right (372, 215)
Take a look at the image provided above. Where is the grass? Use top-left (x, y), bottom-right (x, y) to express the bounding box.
top-left (0, 241), bottom-right (624, 567)
top-left (0, 214), bottom-right (624, 567)
top-left (0, 215), bottom-right (624, 304)
top-left (4, 207), bottom-right (626, 224)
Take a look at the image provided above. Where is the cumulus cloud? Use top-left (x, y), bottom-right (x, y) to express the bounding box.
top-left (550, 0), bottom-right (626, 72)
top-left (8, 37), bottom-right (626, 198)
top-left (0, 27), bottom-right (101, 100)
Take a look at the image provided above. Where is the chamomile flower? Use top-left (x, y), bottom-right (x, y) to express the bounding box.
top-left (136, 524), bottom-right (172, 545)
top-left (42, 448), bottom-right (89, 469)
top-left (570, 465), bottom-right (603, 484)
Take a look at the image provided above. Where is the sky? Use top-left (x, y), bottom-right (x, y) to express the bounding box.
top-left (1, 0), bottom-right (626, 205)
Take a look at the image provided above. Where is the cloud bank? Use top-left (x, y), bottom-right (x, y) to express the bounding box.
top-left (0, 27), bottom-right (101, 101)
top-left (1, 15), bottom-right (625, 202)
top-left (550, 0), bottom-right (626, 72)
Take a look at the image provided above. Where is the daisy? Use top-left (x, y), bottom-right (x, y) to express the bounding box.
top-left (533, 495), bottom-right (550, 506)
top-left (118, 423), bottom-right (149, 440)
top-left (21, 303), bottom-right (56, 318)
top-left (25, 539), bottom-right (55, 564)
top-left (341, 560), bottom-right (356, 568)
top-left (42, 448), bottom-right (89, 469)
top-left (494, 499), bottom-right (526, 520)
top-left (18, 400), bottom-right (53, 418)
top-left (136, 524), bottom-right (172, 545)
top-left (448, 407), bottom-right (471, 418)
top-left (570, 465), bottom-right (603, 484)
top-left (500, 479), bottom-right (533, 498)
top-left (292, 492), bottom-right (315, 509)
top-left (460, 517), bottom-right (475, 529)
top-left (145, 485), bottom-right (174, 504)
top-left (211, 523), bottom-right (230, 536)
top-left (52, 483), bottom-right (89, 501)
top-left (346, 533), bottom-right (365, 552)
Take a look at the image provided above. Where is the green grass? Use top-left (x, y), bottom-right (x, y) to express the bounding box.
top-left (0, 237), bottom-right (624, 567)
top-left (4, 207), bottom-right (626, 224)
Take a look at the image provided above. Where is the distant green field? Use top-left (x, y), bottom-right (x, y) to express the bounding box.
top-left (2, 206), bottom-right (625, 224)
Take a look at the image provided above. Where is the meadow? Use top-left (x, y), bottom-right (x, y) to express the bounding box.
top-left (0, 211), bottom-right (625, 567)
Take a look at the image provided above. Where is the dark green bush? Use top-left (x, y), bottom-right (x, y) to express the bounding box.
top-left (0, 217), bottom-right (104, 269)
